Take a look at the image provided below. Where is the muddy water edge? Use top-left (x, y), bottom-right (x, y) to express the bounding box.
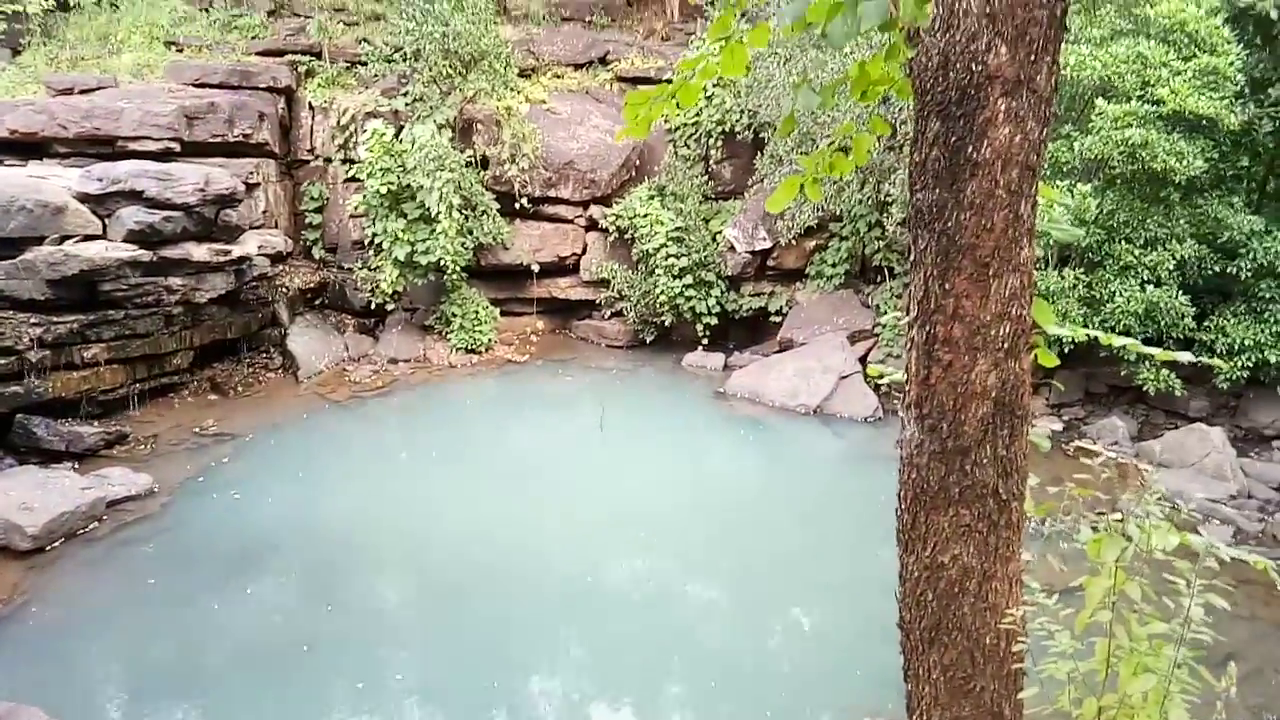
top-left (1, 335), bottom-right (1278, 716)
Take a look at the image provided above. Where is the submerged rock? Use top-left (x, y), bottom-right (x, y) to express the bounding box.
top-left (681, 349), bottom-right (726, 372)
top-left (285, 313), bottom-right (348, 381)
top-left (0, 703), bottom-right (55, 720)
top-left (722, 333), bottom-right (861, 415)
top-left (6, 414), bottom-right (130, 455)
top-left (0, 464), bottom-right (156, 552)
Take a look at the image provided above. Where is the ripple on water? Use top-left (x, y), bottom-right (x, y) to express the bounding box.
top-left (0, 360), bottom-right (904, 720)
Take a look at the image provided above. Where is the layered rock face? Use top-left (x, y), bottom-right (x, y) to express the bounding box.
top-left (0, 68), bottom-right (296, 458)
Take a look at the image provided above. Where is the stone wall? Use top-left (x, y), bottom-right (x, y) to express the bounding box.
top-left (0, 60), bottom-right (299, 463)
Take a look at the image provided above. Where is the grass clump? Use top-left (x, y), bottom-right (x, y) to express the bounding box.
top-left (0, 0), bottom-right (270, 98)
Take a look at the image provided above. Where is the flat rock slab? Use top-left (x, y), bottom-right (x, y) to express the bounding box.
top-left (570, 317), bottom-right (640, 347)
top-left (475, 219), bottom-right (586, 270)
top-left (6, 414), bottom-right (130, 455)
top-left (0, 465), bottom-right (156, 552)
top-left (817, 372), bottom-right (883, 421)
top-left (0, 171), bottom-right (103, 239)
top-left (722, 333), bottom-right (861, 414)
top-left (73, 159), bottom-right (245, 214)
top-left (1136, 422), bottom-right (1247, 499)
top-left (778, 289), bottom-right (877, 349)
top-left (163, 60), bottom-right (297, 94)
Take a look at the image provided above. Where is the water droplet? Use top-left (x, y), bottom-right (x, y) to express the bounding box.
top-left (147, 579), bottom-right (155, 584)
top-left (355, 683), bottom-right (364, 690)
top-left (246, 587), bottom-right (252, 594)
top-left (395, 675), bottom-right (404, 681)
top-left (302, 645), bottom-right (308, 652)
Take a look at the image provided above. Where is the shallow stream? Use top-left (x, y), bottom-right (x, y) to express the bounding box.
top-left (0, 353), bottom-right (1276, 720)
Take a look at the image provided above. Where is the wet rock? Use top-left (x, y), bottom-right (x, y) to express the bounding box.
top-left (721, 248), bottom-right (759, 278)
top-left (766, 235), bottom-right (824, 272)
top-left (163, 60), bottom-right (296, 93)
top-left (0, 464), bottom-right (155, 552)
top-left (0, 702), bottom-right (56, 720)
top-left (1047, 369), bottom-right (1087, 405)
top-left (726, 339), bottom-right (779, 370)
top-left (1147, 386), bottom-right (1215, 420)
top-left (472, 275), bottom-right (602, 303)
top-left (72, 160), bottom-right (245, 214)
top-left (570, 317), bottom-right (640, 348)
top-left (6, 414), bottom-right (129, 455)
top-left (526, 25), bottom-right (611, 66)
top-left (40, 73), bottom-right (117, 96)
top-left (580, 231), bottom-right (633, 282)
top-left (0, 170), bottom-right (103, 239)
top-left (1193, 498), bottom-right (1264, 539)
top-left (0, 85), bottom-right (286, 157)
top-left (475, 219), bottom-right (587, 270)
top-left (723, 185), bottom-right (783, 253)
top-left (285, 312), bottom-right (347, 380)
top-left (1080, 414), bottom-right (1136, 454)
top-left (722, 333), bottom-right (860, 415)
top-left (708, 136), bottom-right (758, 198)
top-left (681, 349), bottom-right (726, 372)
top-left (1136, 423), bottom-right (1247, 500)
top-left (105, 205), bottom-right (214, 244)
top-left (1240, 458), bottom-right (1280, 489)
top-left (777, 289), bottom-right (876, 350)
top-left (1246, 478), bottom-right (1280, 503)
top-left (459, 93), bottom-right (641, 202)
top-left (375, 312), bottom-right (449, 363)
top-left (402, 276), bottom-right (445, 314)
top-left (818, 371), bottom-right (883, 422)
top-left (1235, 386), bottom-right (1280, 438)
top-left (344, 332), bottom-right (375, 360)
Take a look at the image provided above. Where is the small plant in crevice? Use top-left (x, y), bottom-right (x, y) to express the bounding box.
top-left (299, 179), bottom-right (330, 260)
top-left (598, 160), bottom-right (736, 342)
top-left (353, 118), bottom-right (507, 352)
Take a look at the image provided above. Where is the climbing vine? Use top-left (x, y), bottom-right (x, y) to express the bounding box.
top-left (299, 179), bottom-right (329, 261)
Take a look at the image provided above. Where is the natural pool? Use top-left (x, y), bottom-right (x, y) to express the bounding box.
top-left (0, 358), bottom-right (905, 720)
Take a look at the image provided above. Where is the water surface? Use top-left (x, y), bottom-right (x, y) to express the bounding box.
top-left (0, 359), bottom-right (903, 720)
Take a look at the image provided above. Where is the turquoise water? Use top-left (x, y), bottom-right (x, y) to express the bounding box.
top-left (0, 359), bottom-right (903, 720)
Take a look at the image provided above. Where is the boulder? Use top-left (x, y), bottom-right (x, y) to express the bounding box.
top-left (726, 339), bottom-right (779, 370)
top-left (344, 332), bottom-right (376, 360)
top-left (1235, 386), bottom-right (1280, 438)
top-left (569, 317), bottom-right (640, 347)
top-left (72, 160), bottom-right (245, 214)
top-left (0, 85), bottom-right (287, 157)
top-left (818, 372), bottom-right (883, 422)
top-left (475, 220), bottom-right (586, 270)
top-left (40, 73), bottom-right (117, 96)
top-left (777, 289), bottom-right (876, 349)
top-left (1081, 414), bottom-right (1137, 454)
top-left (723, 185), bottom-right (783, 253)
top-left (375, 312), bottom-right (449, 363)
top-left (766, 235), bottom-right (824, 272)
top-left (579, 231), bottom-right (633, 282)
top-left (1135, 423), bottom-right (1247, 500)
top-left (459, 93), bottom-right (641, 202)
top-left (0, 702), bottom-right (56, 720)
top-left (0, 172), bottom-right (103, 239)
top-left (708, 136), bottom-right (758, 198)
top-left (1146, 386), bottom-right (1215, 420)
top-left (0, 464), bottom-right (155, 552)
top-left (525, 25), bottom-right (612, 66)
top-left (163, 60), bottom-right (297, 93)
top-left (681, 349), bottom-right (726, 372)
top-left (721, 248), bottom-right (760, 278)
top-left (1047, 369), bottom-right (1087, 405)
top-left (1240, 458), bottom-right (1280, 489)
top-left (722, 333), bottom-right (860, 414)
top-left (285, 313), bottom-right (347, 380)
top-left (105, 205), bottom-right (215, 244)
top-left (6, 414), bottom-right (130, 455)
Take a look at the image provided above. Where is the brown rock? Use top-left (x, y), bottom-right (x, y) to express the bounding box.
top-left (0, 171), bottom-right (103, 239)
top-left (40, 73), bottom-right (117, 96)
top-left (527, 25), bottom-right (612, 66)
top-left (580, 231), bottom-right (633, 282)
top-left (777, 289), bottom-right (876, 349)
top-left (163, 60), bottom-right (297, 94)
top-left (724, 184), bottom-right (784, 253)
top-left (476, 219), bottom-right (586, 270)
top-left (72, 159), bottom-right (245, 214)
top-left (721, 248), bottom-right (759, 278)
top-left (0, 349), bottom-right (197, 412)
top-left (0, 85), bottom-right (286, 157)
top-left (570, 317), bottom-right (640, 347)
top-left (471, 274), bottom-right (602, 302)
top-left (708, 136), bottom-right (758, 198)
top-left (767, 234), bottom-right (825, 272)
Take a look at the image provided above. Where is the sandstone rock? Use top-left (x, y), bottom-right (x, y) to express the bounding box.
top-left (708, 137), bottom-right (758, 198)
top-left (766, 235), bottom-right (824, 272)
top-left (73, 160), bottom-right (245, 214)
top-left (0, 85), bottom-right (286, 157)
top-left (726, 339), bottom-right (779, 370)
top-left (105, 205), bottom-right (214, 244)
top-left (0, 350), bottom-right (197, 412)
top-left (580, 231), bottom-right (633, 282)
top-left (471, 275), bottom-right (602, 302)
top-left (0, 464), bottom-right (155, 551)
top-left (1235, 386), bottom-right (1280, 437)
top-left (0, 173), bottom-right (103, 239)
top-left (40, 73), bottom-right (117, 96)
top-left (0, 304), bottom-right (270, 358)
top-left (0, 702), bottom-right (56, 720)
top-left (1081, 414), bottom-right (1137, 454)
top-left (722, 333), bottom-right (860, 415)
top-left (818, 371), bottom-right (884, 422)
top-left (777, 289), bottom-right (876, 349)
top-left (459, 93), bottom-right (641, 202)
top-left (721, 248), bottom-right (759, 278)
top-left (344, 332), bottom-right (376, 360)
top-left (163, 60), bottom-right (296, 93)
top-left (6, 414), bottom-right (130, 455)
top-left (1240, 458), bottom-right (1280, 489)
top-left (476, 219), bottom-right (586, 270)
top-left (1136, 423), bottom-right (1247, 500)
top-left (497, 314), bottom-right (566, 339)
top-left (375, 312), bottom-right (449, 363)
top-left (570, 317), bottom-right (640, 347)
top-left (526, 25), bottom-right (611, 66)
top-left (1048, 369), bottom-right (1087, 405)
top-left (285, 313), bottom-right (347, 380)
top-left (724, 185), bottom-right (783, 253)
top-left (681, 348), bottom-right (726, 372)
top-left (1147, 386), bottom-right (1215, 420)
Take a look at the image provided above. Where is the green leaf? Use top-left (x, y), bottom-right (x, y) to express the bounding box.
top-left (1033, 346), bottom-right (1061, 368)
top-left (720, 41), bottom-right (750, 78)
top-left (707, 10), bottom-right (735, 40)
top-left (1030, 296), bottom-right (1058, 329)
top-left (850, 131), bottom-right (875, 165)
top-left (868, 113), bottom-right (892, 137)
top-left (891, 76), bottom-right (913, 101)
top-left (803, 177), bottom-right (824, 203)
top-left (796, 83), bottom-right (821, 112)
top-left (776, 111), bottom-right (797, 138)
top-left (858, 0), bottom-right (891, 32)
top-left (746, 21), bottom-right (772, 49)
top-left (823, 6), bottom-right (856, 47)
top-left (675, 79), bottom-right (704, 109)
top-left (766, 175), bottom-right (803, 214)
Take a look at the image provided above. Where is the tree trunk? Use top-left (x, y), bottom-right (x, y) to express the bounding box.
top-left (897, 0), bottom-right (1068, 719)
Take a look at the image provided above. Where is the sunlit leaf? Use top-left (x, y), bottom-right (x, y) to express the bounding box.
top-left (720, 41), bottom-right (750, 78)
top-left (766, 175), bottom-right (804, 213)
top-left (746, 21), bottom-right (772, 49)
top-left (803, 177), bottom-right (824, 203)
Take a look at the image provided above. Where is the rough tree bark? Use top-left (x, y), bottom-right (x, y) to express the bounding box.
top-left (897, 0), bottom-right (1069, 719)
